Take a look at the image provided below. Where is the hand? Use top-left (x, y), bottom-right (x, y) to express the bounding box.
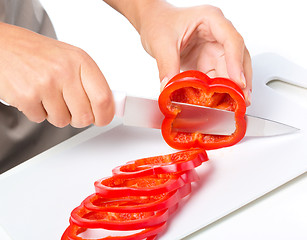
top-left (137, 2), bottom-right (252, 105)
top-left (0, 22), bottom-right (114, 128)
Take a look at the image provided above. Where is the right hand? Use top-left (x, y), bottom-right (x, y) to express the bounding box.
top-left (0, 22), bottom-right (114, 128)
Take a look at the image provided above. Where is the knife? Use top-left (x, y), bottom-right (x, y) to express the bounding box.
top-left (113, 91), bottom-right (299, 137)
top-left (0, 93), bottom-right (299, 136)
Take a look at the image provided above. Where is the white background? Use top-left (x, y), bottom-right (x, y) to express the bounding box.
top-left (0, 0), bottom-right (306, 239)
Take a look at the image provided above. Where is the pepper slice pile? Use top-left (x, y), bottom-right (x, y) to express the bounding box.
top-left (158, 70), bottom-right (246, 150)
top-left (62, 149), bottom-right (207, 240)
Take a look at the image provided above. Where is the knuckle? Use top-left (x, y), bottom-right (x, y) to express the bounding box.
top-left (71, 47), bottom-right (90, 63)
top-left (50, 59), bottom-right (70, 79)
top-left (79, 112), bottom-right (95, 127)
top-left (94, 92), bottom-right (113, 111)
top-left (206, 5), bottom-right (224, 16)
top-left (236, 34), bottom-right (245, 45)
top-left (33, 115), bottom-right (46, 123)
top-left (39, 75), bottom-right (54, 90)
top-left (232, 31), bottom-right (245, 48)
top-left (94, 94), bottom-right (115, 126)
top-left (51, 47), bottom-right (91, 81)
top-left (72, 112), bottom-right (94, 128)
top-left (50, 116), bottom-right (70, 128)
top-left (29, 113), bottom-right (46, 123)
top-left (23, 89), bottom-right (40, 106)
top-left (102, 112), bottom-right (115, 126)
top-left (97, 112), bottom-right (114, 126)
top-left (48, 50), bottom-right (79, 81)
top-left (18, 103), bottom-right (47, 123)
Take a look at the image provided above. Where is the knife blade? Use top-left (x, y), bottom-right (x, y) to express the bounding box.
top-left (113, 91), bottom-right (299, 137)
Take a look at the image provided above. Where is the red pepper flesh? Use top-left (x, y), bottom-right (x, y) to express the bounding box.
top-left (70, 204), bottom-right (176, 230)
top-left (112, 149), bottom-right (207, 178)
top-left (94, 169), bottom-right (199, 198)
top-left (83, 183), bottom-right (191, 213)
top-left (62, 221), bottom-right (167, 240)
top-left (158, 70), bottom-right (246, 150)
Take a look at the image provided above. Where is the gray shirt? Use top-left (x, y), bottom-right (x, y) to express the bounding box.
top-left (0, 0), bottom-right (83, 173)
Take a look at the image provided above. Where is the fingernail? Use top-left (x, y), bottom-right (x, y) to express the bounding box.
top-left (245, 89), bottom-right (252, 106)
top-left (240, 72), bottom-right (247, 88)
top-left (160, 77), bottom-right (169, 92)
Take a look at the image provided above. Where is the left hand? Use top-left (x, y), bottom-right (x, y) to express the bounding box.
top-left (136, 2), bottom-right (252, 105)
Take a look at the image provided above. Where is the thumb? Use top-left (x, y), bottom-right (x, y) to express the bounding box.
top-left (154, 42), bottom-right (180, 91)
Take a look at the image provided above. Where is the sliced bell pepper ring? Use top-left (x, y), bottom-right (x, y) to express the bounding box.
top-left (83, 183), bottom-right (191, 213)
top-left (70, 203), bottom-right (178, 230)
top-left (62, 221), bottom-right (166, 240)
top-left (94, 169), bottom-right (199, 198)
top-left (112, 149), bottom-right (208, 178)
top-left (158, 70), bottom-right (246, 150)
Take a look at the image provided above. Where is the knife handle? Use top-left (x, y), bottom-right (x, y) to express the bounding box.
top-left (112, 90), bottom-right (127, 118)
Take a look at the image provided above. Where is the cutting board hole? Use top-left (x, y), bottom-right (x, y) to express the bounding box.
top-left (267, 79), bottom-right (307, 108)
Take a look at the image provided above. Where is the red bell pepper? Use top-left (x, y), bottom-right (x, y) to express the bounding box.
top-left (62, 221), bottom-right (166, 240)
top-left (83, 183), bottom-right (191, 213)
top-left (112, 149), bottom-right (207, 178)
top-left (158, 70), bottom-right (246, 150)
top-left (94, 169), bottom-right (199, 198)
top-left (70, 204), bottom-right (177, 230)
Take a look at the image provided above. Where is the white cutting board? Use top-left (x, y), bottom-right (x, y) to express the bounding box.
top-left (0, 53), bottom-right (306, 240)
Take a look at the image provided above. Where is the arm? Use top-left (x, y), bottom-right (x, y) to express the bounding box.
top-left (102, 0), bottom-right (152, 31)
top-left (103, 0), bottom-right (252, 105)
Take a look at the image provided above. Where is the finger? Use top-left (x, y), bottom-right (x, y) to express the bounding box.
top-left (195, 42), bottom-right (222, 75)
top-left (62, 70), bottom-right (96, 128)
top-left (42, 91), bottom-right (71, 128)
top-left (211, 54), bottom-right (229, 79)
top-left (214, 50), bottom-right (252, 106)
top-left (242, 48), bottom-right (252, 106)
top-left (205, 69), bottom-right (217, 78)
top-left (160, 77), bottom-right (170, 92)
top-left (80, 57), bottom-right (114, 127)
top-left (195, 43), bottom-right (226, 78)
top-left (20, 101), bottom-right (47, 123)
top-left (207, 11), bottom-right (246, 88)
top-left (0, 79), bottom-right (47, 123)
top-left (243, 48), bottom-right (252, 90)
top-left (224, 34), bottom-right (246, 88)
top-left (150, 38), bottom-right (180, 91)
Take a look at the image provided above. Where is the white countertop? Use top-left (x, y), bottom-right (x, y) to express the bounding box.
top-left (1, 0), bottom-right (306, 239)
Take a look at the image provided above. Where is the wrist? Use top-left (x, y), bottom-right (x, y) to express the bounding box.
top-left (104, 0), bottom-right (170, 33)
